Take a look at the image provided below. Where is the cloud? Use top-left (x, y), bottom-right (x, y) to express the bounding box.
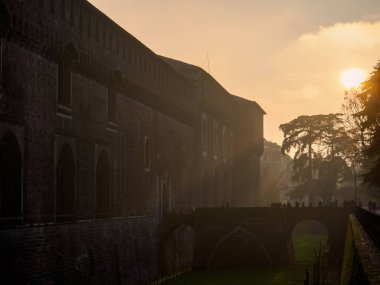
top-left (256, 21), bottom-right (380, 143)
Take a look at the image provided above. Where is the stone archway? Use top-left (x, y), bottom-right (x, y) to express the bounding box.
top-left (207, 226), bottom-right (272, 269)
top-left (0, 132), bottom-right (22, 220)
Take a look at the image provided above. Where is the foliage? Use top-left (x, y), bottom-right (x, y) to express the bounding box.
top-left (279, 114), bottom-right (351, 199)
top-left (357, 61), bottom-right (380, 186)
top-left (341, 89), bottom-right (370, 166)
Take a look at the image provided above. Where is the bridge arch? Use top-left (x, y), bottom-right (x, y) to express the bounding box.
top-left (191, 207), bottom-right (350, 269)
top-left (289, 219), bottom-right (329, 264)
top-left (207, 226), bottom-right (272, 269)
top-left (282, 208), bottom-right (349, 265)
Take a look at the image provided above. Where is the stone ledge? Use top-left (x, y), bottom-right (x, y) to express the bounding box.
top-left (350, 214), bottom-right (380, 284)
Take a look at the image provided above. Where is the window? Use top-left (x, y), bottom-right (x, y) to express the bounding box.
top-left (108, 72), bottom-right (121, 124)
top-left (69, 0), bottom-right (74, 25)
top-left (201, 115), bottom-right (207, 154)
top-left (222, 126), bottom-right (226, 160)
top-left (109, 31), bottom-right (113, 51)
top-left (0, 132), bottom-right (22, 222)
top-left (230, 133), bottom-right (234, 161)
top-left (50, 0), bottom-right (55, 14)
top-left (96, 151), bottom-right (110, 217)
top-left (107, 88), bottom-right (116, 122)
top-left (60, 0), bottom-right (65, 20)
top-left (58, 44), bottom-right (78, 108)
top-left (213, 120), bottom-right (217, 159)
top-left (87, 15), bottom-right (91, 38)
top-left (78, 5), bottom-right (83, 32)
top-left (95, 19), bottom-right (99, 42)
top-left (144, 136), bottom-right (150, 171)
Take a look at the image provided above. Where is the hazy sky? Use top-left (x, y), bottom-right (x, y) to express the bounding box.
top-left (88, 0), bottom-right (380, 144)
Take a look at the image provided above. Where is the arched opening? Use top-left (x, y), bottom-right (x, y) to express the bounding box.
top-left (0, 132), bottom-right (22, 221)
top-left (162, 224), bottom-right (195, 275)
top-left (56, 144), bottom-right (75, 220)
top-left (96, 151), bottom-right (110, 217)
top-left (58, 43), bottom-right (78, 107)
top-left (208, 226), bottom-right (271, 269)
top-left (108, 71), bottom-right (122, 123)
top-left (0, 2), bottom-right (10, 36)
top-left (291, 220), bottom-right (329, 264)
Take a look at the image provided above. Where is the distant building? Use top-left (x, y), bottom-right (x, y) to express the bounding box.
top-left (0, 1), bottom-right (264, 284)
top-left (260, 139), bottom-right (292, 205)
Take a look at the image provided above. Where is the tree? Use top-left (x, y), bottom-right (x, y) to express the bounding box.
top-left (357, 61), bottom-right (380, 186)
top-left (341, 89), bottom-right (370, 168)
top-left (280, 114), bottom-right (351, 201)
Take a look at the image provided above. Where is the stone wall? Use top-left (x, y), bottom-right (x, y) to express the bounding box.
top-left (0, 216), bottom-right (158, 285)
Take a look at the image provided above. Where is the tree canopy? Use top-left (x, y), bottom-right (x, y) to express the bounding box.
top-left (279, 114), bottom-right (351, 200)
top-left (357, 61), bottom-right (380, 186)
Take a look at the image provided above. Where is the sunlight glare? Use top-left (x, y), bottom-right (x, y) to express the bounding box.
top-left (340, 68), bottom-right (366, 89)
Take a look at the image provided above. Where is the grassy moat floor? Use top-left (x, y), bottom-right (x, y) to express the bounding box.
top-left (164, 233), bottom-right (336, 285)
top-left (165, 266), bottom-right (307, 285)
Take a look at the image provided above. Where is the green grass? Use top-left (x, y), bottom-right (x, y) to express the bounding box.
top-left (292, 233), bottom-right (328, 263)
top-left (164, 266), bottom-right (307, 285)
top-left (163, 233), bottom-right (327, 285)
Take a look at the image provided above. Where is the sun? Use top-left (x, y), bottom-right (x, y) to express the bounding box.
top-left (340, 68), bottom-right (366, 89)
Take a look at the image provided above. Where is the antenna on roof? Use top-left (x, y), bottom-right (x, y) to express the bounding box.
top-left (207, 51), bottom-right (211, 74)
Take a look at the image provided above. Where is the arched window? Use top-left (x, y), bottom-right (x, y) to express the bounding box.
top-left (58, 44), bottom-right (78, 108)
top-left (0, 3), bottom-right (10, 83)
top-left (56, 144), bottom-right (75, 219)
top-left (60, 0), bottom-right (65, 20)
top-left (108, 71), bottom-right (122, 124)
top-left (0, 132), bottom-right (22, 221)
top-left (108, 87), bottom-right (116, 122)
top-left (96, 151), bottom-right (110, 217)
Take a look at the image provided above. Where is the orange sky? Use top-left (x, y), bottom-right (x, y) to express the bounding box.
top-left (88, 0), bottom-right (380, 145)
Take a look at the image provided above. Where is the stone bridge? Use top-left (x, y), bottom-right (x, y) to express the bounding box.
top-left (161, 207), bottom-right (351, 270)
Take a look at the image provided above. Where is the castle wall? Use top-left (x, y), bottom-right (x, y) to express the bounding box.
top-left (0, 0), bottom-right (264, 283)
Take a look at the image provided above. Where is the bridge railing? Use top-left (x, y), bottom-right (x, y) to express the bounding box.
top-left (355, 207), bottom-right (380, 249)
